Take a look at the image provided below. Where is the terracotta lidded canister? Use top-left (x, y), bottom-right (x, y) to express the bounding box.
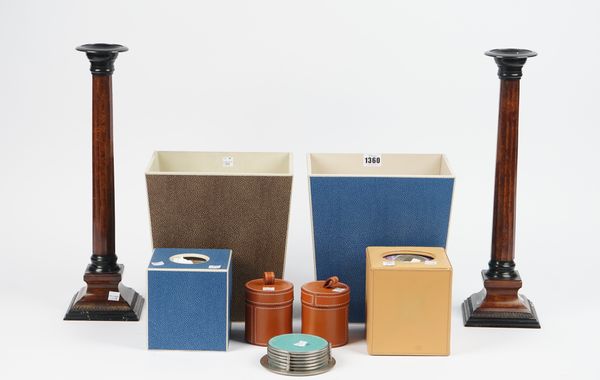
top-left (245, 272), bottom-right (294, 346)
top-left (301, 276), bottom-right (350, 347)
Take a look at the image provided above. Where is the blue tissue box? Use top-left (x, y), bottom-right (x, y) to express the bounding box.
top-left (308, 153), bottom-right (454, 322)
top-left (148, 248), bottom-right (232, 350)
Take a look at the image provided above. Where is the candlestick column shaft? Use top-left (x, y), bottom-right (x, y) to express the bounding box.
top-left (91, 75), bottom-right (118, 272)
top-left (488, 80), bottom-right (520, 278)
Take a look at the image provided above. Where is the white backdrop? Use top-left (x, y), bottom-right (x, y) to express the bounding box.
top-left (0, 1), bottom-right (598, 379)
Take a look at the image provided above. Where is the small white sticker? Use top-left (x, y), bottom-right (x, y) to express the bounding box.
top-left (332, 287), bottom-right (346, 293)
top-left (223, 156), bottom-right (234, 168)
top-left (151, 261), bottom-right (164, 266)
top-left (382, 260), bottom-right (396, 266)
top-left (363, 154), bottom-right (383, 167)
top-left (108, 291), bottom-right (120, 301)
top-left (262, 286), bottom-right (275, 291)
top-left (424, 260), bottom-right (438, 266)
top-left (293, 340), bottom-right (308, 347)
top-left (410, 258), bottom-right (421, 263)
top-left (208, 265), bottom-right (222, 269)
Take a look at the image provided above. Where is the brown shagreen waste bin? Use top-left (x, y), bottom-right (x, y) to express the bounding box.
top-left (301, 276), bottom-right (350, 347)
top-left (245, 272), bottom-right (293, 346)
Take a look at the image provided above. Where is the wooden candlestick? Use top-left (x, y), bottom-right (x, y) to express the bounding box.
top-left (65, 43), bottom-right (144, 321)
top-left (462, 48), bottom-right (540, 328)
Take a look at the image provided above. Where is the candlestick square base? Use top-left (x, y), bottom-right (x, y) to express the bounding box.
top-left (462, 272), bottom-right (540, 328)
top-left (462, 292), bottom-right (540, 328)
top-left (64, 265), bottom-right (144, 321)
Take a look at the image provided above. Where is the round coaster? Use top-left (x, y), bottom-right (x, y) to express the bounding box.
top-left (268, 333), bottom-right (329, 353)
top-left (262, 333), bottom-right (336, 376)
top-left (260, 355), bottom-right (336, 377)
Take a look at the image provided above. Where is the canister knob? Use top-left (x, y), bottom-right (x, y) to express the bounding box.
top-left (323, 276), bottom-right (339, 288)
top-left (263, 272), bottom-right (276, 285)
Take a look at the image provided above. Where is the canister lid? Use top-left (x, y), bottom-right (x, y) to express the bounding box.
top-left (301, 276), bottom-right (350, 296)
top-left (245, 272), bottom-right (293, 293)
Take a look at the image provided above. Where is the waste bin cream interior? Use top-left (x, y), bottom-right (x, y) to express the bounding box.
top-left (309, 153), bottom-right (452, 176)
top-left (308, 153), bottom-right (454, 322)
top-left (146, 151), bottom-right (293, 321)
top-left (147, 151), bottom-right (292, 174)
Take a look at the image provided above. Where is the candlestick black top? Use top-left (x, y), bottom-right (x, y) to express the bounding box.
top-left (76, 43), bottom-right (128, 75)
top-left (485, 48), bottom-right (537, 80)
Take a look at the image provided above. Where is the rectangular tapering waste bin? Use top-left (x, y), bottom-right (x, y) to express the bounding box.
top-left (146, 151), bottom-right (293, 321)
top-left (308, 153), bottom-right (454, 322)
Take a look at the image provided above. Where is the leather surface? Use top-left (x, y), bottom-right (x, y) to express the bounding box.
top-left (148, 249), bottom-right (232, 351)
top-left (147, 174), bottom-right (292, 321)
top-left (244, 274), bottom-right (293, 346)
top-left (310, 176), bottom-right (454, 322)
top-left (365, 246), bottom-right (452, 355)
top-left (301, 278), bottom-right (350, 347)
top-left (245, 303), bottom-right (293, 346)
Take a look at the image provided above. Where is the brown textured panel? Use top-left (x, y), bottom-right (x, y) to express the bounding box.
top-left (146, 174), bottom-right (292, 321)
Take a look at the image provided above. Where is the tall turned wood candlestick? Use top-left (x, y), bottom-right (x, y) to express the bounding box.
top-left (65, 43), bottom-right (144, 321)
top-left (462, 48), bottom-right (540, 328)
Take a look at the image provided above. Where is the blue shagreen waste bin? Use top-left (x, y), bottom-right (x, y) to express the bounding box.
top-left (308, 153), bottom-right (454, 322)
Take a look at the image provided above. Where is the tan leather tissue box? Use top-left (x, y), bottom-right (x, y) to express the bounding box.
top-left (366, 246), bottom-right (452, 356)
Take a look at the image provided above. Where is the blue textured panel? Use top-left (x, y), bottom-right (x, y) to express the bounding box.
top-left (148, 248), bottom-right (231, 350)
top-left (310, 177), bottom-right (454, 322)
